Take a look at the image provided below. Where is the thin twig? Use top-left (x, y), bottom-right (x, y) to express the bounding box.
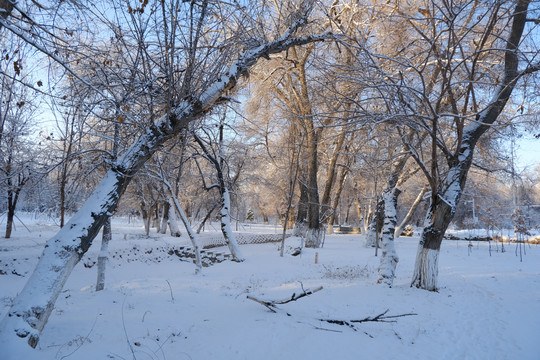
top-left (166, 280), bottom-right (175, 303)
top-left (246, 286), bottom-right (323, 312)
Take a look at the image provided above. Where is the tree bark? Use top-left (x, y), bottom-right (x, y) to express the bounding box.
top-left (305, 129), bottom-right (321, 248)
top-left (0, 0), bottom-right (14, 27)
top-left (95, 218), bottom-right (111, 291)
top-left (5, 205), bottom-right (14, 239)
top-left (160, 200), bottom-right (170, 234)
top-left (293, 179), bottom-right (308, 237)
top-left (220, 188), bottom-right (245, 261)
top-left (327, 165), bottom-right (348, 234)
top-left (167, 198), bottom-right (182, 237)
top-left (377, 187), bottom-right (401, 286)
top-left (365, 198), bottom-right (384, 248)
top-left (374, 146), bottom-right (411, 285)
top-left (320, 128), bottom-right (346, 220)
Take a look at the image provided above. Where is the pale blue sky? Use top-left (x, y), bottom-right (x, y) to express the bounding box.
top-left (516, 135), bottom-right (540, 171)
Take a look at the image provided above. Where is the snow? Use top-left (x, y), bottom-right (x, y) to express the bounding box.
top-left (1, 216), bottom-right (539, 359)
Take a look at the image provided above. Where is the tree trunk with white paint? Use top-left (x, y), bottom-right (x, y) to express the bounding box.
top-left (375, 145), bottom-right (411, 286)
top-left (377, 188), bottom-right (401, 286)
top-left (168, 198), bottom-right (182, 237)
top-left (365, 198), bottom-right (383, 248)
top-left (411, 0), bottom-right (533, 290)
top-left (160, 201), bottom-right (170, 234)
top-left (166, 192), bottom-right (202, 273)
top-left (220, 188), bottom-right (245, 261)
top-left (95, 218), bottom-right (111, 291)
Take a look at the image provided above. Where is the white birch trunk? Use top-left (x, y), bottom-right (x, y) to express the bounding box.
top-left (168, 198), bottom-right (182, 237)
top-left (365, 222), bottom-right (378, 248)
top-left (377, 189), bottom-right (400, 287)
top-left (365, 199), bottom-right (383, 248)
top-left (169, 196), bottom-right (202, 273)
top-left (220, 188), bottom-right (245, 262)
top-left (95, 218), bottom-right (111, 291)
top-left (159, 202), bottom-right (168, 234)
top-left (305, 228), bottom-right (321, 248)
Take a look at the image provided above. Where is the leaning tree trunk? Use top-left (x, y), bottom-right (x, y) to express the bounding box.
top-left (165, 190), bottom-right (202, 273)
top-left (394, 186), bottom-right (427, 238)
top-left (172, 198), bottom-right (202, 273)
top-left (411, 0), bottom-right (532, 291)
top-left (95, 218), bottom-right (111, 291)
top-left (0, 22), bottom-right (324, 351)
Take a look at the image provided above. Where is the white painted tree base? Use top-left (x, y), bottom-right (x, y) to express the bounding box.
top-left (411, 246), bottom-right (440, 291)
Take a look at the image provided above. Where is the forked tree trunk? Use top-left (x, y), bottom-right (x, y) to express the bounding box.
top-left (374, 147), bottom-right (410, 286)
top-left (411, 0), bottom-right (532, 290)
top-left (193, 127), bottom-right (245, 262)
top-left (0, 22), bottom-right (324, 350)
top-left (320, 128), bottom-right (346, 223)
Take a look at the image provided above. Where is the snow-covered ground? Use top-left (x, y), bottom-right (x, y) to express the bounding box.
top-left (1, 216), bottom-right (539, 360)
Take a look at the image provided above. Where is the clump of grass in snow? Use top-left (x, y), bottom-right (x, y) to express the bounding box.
top-left (322, 264), bottom-right (371, 280)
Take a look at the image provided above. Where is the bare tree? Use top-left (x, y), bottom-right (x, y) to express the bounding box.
top-left (0, 0), bottom-right (327, 350)
top-left (193, 112), bottom-right (245, 262)
top-left (394, 0), bottom-right (540, 290)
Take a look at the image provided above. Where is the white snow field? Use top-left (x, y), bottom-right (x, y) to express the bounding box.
top-left (0, 216), bottom-right (539, 360)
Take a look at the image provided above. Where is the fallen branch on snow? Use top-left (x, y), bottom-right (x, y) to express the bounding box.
top-left (247, 286), bottom-right (323, 313)
top-left (319, 309), bottom-right (417, 331)
top-left (248, 288), bottom-right (416, 333)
